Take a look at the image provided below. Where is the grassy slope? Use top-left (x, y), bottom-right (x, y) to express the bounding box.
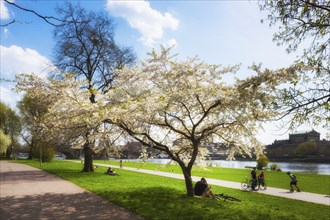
top-left (15, 160), bottom-right (330, 220)
top-left (94, 160), bottom-right (330, 195)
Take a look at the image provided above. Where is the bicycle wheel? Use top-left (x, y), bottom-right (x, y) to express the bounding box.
top-left (241, 182), bottom-right (249, 190)
top-left (250, 180), bottom-right (259, 191)
top-left (259, 182), bottom-right (267, 190)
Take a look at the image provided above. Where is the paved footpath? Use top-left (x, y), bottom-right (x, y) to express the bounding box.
top-left (0, 161), bottom-right (144, 220)
top-left (92, 161), bottom-right (330, 206)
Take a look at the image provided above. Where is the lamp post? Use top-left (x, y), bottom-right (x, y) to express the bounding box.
top-left (39, 145), bottom-right (42, 166)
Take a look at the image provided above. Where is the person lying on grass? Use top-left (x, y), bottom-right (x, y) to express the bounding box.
top-left (194, 177), bottom-right (217, 199)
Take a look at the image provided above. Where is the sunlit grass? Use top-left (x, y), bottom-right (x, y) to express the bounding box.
top-left (93, 159), bottom-right (330, 195)
top-left (15, 160), bottom-right (330, 220)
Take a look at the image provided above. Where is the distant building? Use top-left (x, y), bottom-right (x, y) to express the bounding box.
top-left (266, 129), bottom-right (330, 156)
top-left (272, 129), bottom-right (321, 146)
top-left (289, 130), bottom-right (320, 143)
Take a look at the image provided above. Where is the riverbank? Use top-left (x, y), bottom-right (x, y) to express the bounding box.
top-left (120, 158), bottom-right (330, 175)
top-left (267, 155), bottom-right (330, 163)
top-left (208, 155), bottom-right (330, 163)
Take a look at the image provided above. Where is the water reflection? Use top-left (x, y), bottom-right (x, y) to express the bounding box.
top-left (125, 158), bottom-right (330, 175)
top-left (277, 162), bottom-right (330, 175)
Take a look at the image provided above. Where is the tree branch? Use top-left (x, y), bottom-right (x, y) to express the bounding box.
top-left (3, 0), bottom-right (67, 27)
top-left (0, 19), bottom-right (16, 27)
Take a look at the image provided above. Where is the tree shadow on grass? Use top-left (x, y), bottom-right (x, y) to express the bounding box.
top-left (98, 186), bottom-right (248, 220)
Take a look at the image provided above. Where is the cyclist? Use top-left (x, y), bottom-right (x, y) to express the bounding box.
top-left (251, 167), bottom-right (257, 190)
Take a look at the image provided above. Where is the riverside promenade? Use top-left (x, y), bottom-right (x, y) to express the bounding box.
top-left (0, 161), bottom-right (144, 220)
top-left (1, 160), bottom-right (329, 220)
top-left (90, 161), bottom-right (330, 206)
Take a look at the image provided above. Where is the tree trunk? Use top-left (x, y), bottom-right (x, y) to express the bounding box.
top-left (81, 145), bottom-right (94, 172)
top-left (28, 138), bottom-right (34, 160)
top-left (5, 146), bottom-right (12, 159)
top-left (180, 165), bottom-right (194, 197)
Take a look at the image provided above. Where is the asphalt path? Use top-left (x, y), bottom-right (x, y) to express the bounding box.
top-left (91, 161), bottom-right (330, 206)
top-left (0, 161), bottom-right (145, 220)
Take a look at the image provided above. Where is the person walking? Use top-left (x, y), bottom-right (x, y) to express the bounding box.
top-left (251, 167), bottom-right (257, 190)
top-left (287, 172), bottom-right (301, 192)
top-left (258, 170), bottom-right (265, 187)
top-left (119, 159), bottom-right (123, 168)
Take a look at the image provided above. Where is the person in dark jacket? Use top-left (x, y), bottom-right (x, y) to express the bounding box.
top-left (105, 167), bottom-right (119, 176)
top-left (287, 172), bottom-right (301, 192)
top-left (251, 167), bottom-right (257, 190)
top-left (194, 177), bottom-right (217, 199)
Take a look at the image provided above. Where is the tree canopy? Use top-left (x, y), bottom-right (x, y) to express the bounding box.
top-left (0, 102), bottom-right (21, 157)
top-left (0, 129), bottom-right (11, 154)
top-left (16, 47), bottom-right (298, 196)
top-left (50, 2), bottom-right (136, 171)
top-left (53, 2), bottom-right (136, 103)
top-left (259, 0), bottom-right (330, 130)
top-left (260, 0), bottom-right (330, 72)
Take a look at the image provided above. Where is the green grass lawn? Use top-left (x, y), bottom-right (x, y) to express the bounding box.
top-left (14, 160), bottom-right (330, 220)
top-left (93, 159), bottom-right (330, 195)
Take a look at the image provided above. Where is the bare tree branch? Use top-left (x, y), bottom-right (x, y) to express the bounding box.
top-left (0, 19), bottom-right (16, 27)
top-left (2, 0), bottom-right (67, 27)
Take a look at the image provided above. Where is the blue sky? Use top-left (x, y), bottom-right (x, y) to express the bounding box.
top-left (0, 0), bottom-right (326, 144)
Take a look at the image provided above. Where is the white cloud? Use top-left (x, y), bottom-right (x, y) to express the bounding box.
top-left (106, 0), bottom-right (179, 47)
top-left (0, 45), bottom-right (52, 79)
top-left (0, 0), bottom-right (11, 20)
top-left (0, 45), bottom-right (54, 109)
top-left (0, 85), bottom-right (21, 109)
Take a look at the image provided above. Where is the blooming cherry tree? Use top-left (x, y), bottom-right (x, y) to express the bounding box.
top-left (16, 73), bottom-right (121, 171)
top-left (103, 47), bottom-right (297, 196)
top-left (16, 48), bottom-right (297, 195)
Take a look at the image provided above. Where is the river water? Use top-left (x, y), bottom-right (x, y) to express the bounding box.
top-left (123, 158), bottom-right (330, 175)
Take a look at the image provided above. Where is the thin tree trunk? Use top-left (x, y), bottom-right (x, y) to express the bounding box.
top-left (28, 139), bottom-right (34, 160)
top-left (180, 165), bottom-right (194, 196)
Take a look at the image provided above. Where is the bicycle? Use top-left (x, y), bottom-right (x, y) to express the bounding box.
top-left (258, 178), bottom-right (267, 190)
top-left (215, 193), bottom-right (241, 202)
top-left (241, 176), bottom-right (259, 191)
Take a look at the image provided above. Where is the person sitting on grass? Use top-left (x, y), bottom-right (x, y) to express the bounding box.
top-left (287, 172), bottom-right (301, 192)
top-left (194, 177), bottom-right (217, 200)
top-left (105, 166), bottom-right (119, 176)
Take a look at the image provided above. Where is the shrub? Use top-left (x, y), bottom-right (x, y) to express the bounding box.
top-left (256, 155), bottom-right (268, 170)
top-left (0, 129), bottom-right (11, 154)
top-left (270, 163), bottom-right (278, 171)
top-left (32, 146), bottom-right (55, 162)
top-left (296, 141), bottom-right (318, 155)
top-left (270, 163), bottom-right (282, 171)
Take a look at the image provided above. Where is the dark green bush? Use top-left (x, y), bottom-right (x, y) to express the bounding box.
top-left (270, 163), bottom-right (278, 171)
top-left (257, 155), bottom-right (269, 170)
top-left (270, 163), bottom-right (282, 171)
top-left (32, 146), bottom-right (55, 162)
